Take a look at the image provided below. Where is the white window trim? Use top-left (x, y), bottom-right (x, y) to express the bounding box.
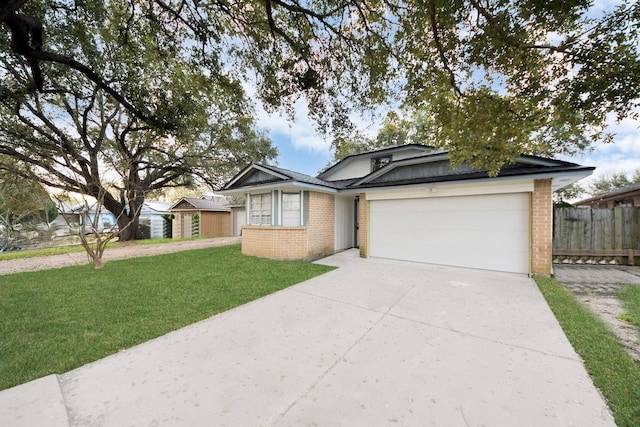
top-left (247, 190), bottom-right (306, 227)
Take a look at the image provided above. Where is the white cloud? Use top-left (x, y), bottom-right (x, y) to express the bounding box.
top-left (254, 99), bottom-right (332, 154)
top-left (567, 116), bottom-right (640, 188)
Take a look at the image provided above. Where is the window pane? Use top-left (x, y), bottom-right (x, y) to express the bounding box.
top-left (250, 193), bottom-right (271, 225)
top-left (282, 193), bottom-right (301, 226)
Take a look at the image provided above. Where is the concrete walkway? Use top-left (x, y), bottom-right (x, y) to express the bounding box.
top-left (554, 264), bottom-right (640, 294)
top-left (0, 250), bottom-right (615, 426)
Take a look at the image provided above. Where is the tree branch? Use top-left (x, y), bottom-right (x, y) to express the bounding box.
top-left (428, 0), bottom-right (462, 97)
top-left (467, 0), bottom-right (586, 60)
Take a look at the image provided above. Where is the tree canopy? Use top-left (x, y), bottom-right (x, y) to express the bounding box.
top-left (2, 0), bottom-right (640, 172)
top-left (588, 169), bottom-right (640, 196)
top-left (0, 0), bottom-right (276, 240)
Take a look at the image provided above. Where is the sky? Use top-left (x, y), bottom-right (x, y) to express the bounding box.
top-left (254, 100), bottom-right (640, 191)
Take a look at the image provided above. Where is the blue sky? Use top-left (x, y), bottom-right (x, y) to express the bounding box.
top-left (256, 99), bottom-right (640, 190)
top-left (254, 99), bottom-right (339, 176)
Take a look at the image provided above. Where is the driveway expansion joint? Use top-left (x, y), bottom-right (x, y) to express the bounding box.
top-left (385, 311), bottom-right (579, 362)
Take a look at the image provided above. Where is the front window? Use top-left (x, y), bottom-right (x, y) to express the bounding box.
top-left (250, 193), bottom-right (272, 225)
top-left (282, 193), bottom-right (301, 226)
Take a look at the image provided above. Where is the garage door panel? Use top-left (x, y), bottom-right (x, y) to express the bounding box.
top-left (369, 193), bottom-right (530, 274)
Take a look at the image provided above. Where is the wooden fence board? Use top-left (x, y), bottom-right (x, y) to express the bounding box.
top-left (553, 206), bottom-right (640, 264)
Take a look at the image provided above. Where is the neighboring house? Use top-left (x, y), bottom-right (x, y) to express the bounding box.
top-left (221, 144), bottom-right (594, 275)
top-left (138, 201), bottom-right (173, 239)
top-left (170, 197), bottom-right (232, 238)
top-left (56, 203), bottom-right (117, 235)
top-left (574, 182), bottom-right (640, 208)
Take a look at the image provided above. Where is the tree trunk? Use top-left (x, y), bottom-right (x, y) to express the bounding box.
top-left (117, 214), bottom-right (139, 241)
top-left (102, 191), bottom-right (144, 242)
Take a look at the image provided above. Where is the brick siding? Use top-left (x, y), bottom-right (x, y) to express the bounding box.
top-left (242, 226), bottom-right (308, 259)
top-left (358, 193), bottom-right (368, 258)
top-left (241, 191), bottom-right (335, 260)
top-left (306, 191), bottom-right (335, 258)
top-left (532, 179), bottom-right (553, 276)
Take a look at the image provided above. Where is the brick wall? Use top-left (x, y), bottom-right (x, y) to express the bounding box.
top-left (532, 179), bottom-right (553, 276)
top-left (358, 193), bottom-right (368, 258)
top-left (241, 191), bottom-right (335, 260)
top-left (242, 226), bottom-right (308, 259)
top-left (306, 191), bottom-right (335, 258)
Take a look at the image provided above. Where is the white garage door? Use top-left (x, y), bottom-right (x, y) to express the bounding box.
top-left (369, 193), bottom-right (530, 274)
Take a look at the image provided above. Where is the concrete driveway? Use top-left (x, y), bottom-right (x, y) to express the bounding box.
top-left (1, 250), bottom-right (614, 426)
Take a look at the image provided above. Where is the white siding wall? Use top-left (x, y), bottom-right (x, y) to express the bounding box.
top-left (334, 196), bottom-right (355, 250)
top-left (324, 158), bottom-right (373, 180)
top-left (233, 209), bottom-right (246, 236)
top-left (149, 215), bottom-right (165, 239)
top-left (321, 148), bottom-right (429, 181)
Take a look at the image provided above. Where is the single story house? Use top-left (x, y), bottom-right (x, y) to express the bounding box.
top-left (56, 202), bottom-right (117, 235)
top-left (170, 197), bottom-right (232, 239)
top-left (221, 145), bottom-right (594, 275)
top-left (138, 201), bottom-right (173, 239)
top-left (574, 182), bottom-right (640, 208)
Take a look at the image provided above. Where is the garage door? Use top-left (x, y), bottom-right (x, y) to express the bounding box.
top-left (369, 193), bottom-right (530, 274)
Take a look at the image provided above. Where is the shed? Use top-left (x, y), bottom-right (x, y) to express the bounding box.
top-left (170, 197), bottom-right (232, 238)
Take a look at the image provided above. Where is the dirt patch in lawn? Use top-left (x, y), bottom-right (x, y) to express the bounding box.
top-left (553, 265), bottom-right (640, 363)
top-left (575, 293), bottom-right (640, 363)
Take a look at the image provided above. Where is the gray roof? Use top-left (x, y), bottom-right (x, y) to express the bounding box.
top-left (317, 144), bottom-right (434, 180)
top-left (575, 181), bottom-right (640, 206)
top-left (259, 165), bottom-right (349, 189)
top-left (170, 197), bottom-right (230, 211)
top-left (221, 149), bottom-right (594, 194)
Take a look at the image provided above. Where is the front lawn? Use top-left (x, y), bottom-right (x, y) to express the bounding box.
top-left (619, 285), bottom-right (640, 329)
top-left (0, 245), bottom-right (334, 391)
top-left (535, 276), bottom-right (640, 427)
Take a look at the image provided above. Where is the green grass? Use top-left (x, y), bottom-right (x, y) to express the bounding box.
top-left (0, 244), bottom-right (88, 260)
top-left (0, 245), bottom-right (334, 391)
top-left (535, 276), bottom-right (640, 427)
top-left (619, 286), bottom-right (640, 329)
top-left (0, 237), bottom-right (204, 261)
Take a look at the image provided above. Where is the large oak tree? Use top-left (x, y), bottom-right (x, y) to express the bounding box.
top-left (2, 1), bottom-right (640, 172)
top-left (0, 0), bottom-right (276, 241)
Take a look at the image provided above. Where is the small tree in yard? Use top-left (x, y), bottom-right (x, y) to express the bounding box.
top-left (55, 187), bottom-right (141, 269)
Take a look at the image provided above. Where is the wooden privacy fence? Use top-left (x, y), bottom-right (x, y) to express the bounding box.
top-left (553, 207), bottom-right (640, 265)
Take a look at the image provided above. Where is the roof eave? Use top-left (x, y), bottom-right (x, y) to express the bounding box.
top-left (342, 166), bottom-right (595, 193)
top-left (219, 180), bottom-right (339, 194)
top-left (221, 164), bottom-right (290, 191)
top-left (168, 198), bottom-right (197, 210)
